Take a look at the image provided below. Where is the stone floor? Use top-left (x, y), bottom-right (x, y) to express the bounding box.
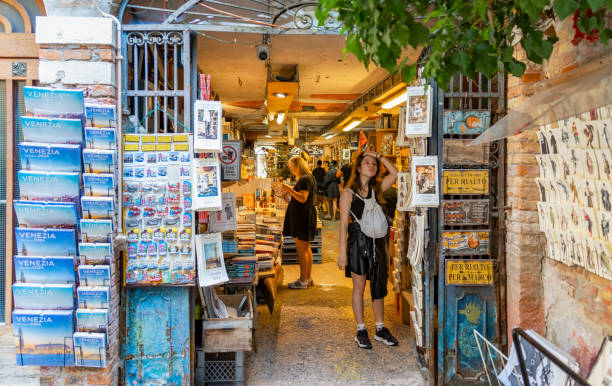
top-left (0, 324), bottom-right (40, 385)
top-left (245, 219), bottom-right (427, 385)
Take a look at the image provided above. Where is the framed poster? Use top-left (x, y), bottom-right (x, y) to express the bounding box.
top-left (196, 232), bottom-right (229, 287)
top-left (404, 86), bottom-right (433, 137)
top-left (220, 141), bottom-right (242, 181)
top-left (443, 139), bottom-right (489, 166)
top-left (441, 231), bottom-right (490, 256)
top-left (445, 259), bottom-right (494, 286)
top-left (208, 192), bottom-right (237, 232)
top-left (193, 100), bottom-right (222, 152)
top-left (443, 110), bottom-right (490, 135)
top-left (411, 156), bottom-right (439, 207)
top-left (192, 157), bottom-right (222, 211)
top-left (442, 169), bottom-right (489, 195)
top-left (441, 200), bottom-right (489, 225)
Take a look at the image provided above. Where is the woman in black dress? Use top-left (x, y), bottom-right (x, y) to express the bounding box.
top-left (337, 150), bottom-right (398, 349)
top-left (279, 156), bottom-right (317, 289)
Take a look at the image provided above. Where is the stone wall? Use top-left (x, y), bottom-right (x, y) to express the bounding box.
top-left (506, 15), bottom-right (612, 375)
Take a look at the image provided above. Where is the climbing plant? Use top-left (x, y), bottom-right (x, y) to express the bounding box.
top-left (316, 0), bottom-right (611, 87)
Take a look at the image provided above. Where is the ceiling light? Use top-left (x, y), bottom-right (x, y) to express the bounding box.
top-left (265, 135), bottom-right (271, 138)
top-left (343, 120), bottom-right (361, 132)
top-left (273, 93), bottom-right (287, 98)
top-left (325, 134), bottom-right (334, 139)
top-left (276, 112), bottom-right (285, 124)
top-left (267, 112), bottom-right (275, 121)
top-left (382, 92), bottom-right (407, 109)
top-left (262, 117), bottom-right (269, 124)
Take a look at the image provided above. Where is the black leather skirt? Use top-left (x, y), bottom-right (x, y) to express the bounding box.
top-left (345, 222), bottom-right (388, 300)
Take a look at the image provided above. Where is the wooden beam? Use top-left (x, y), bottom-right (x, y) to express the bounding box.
top-left (0, 15), bottom-right (12, 33)
top-left (309, 93), bottom-right (361, 100)
top-left (0, 34), bottom-right (38, 59)
top-left (0, 0), bottom-right (31, 32)
top-left (5, 79), bottom-right (14, 324)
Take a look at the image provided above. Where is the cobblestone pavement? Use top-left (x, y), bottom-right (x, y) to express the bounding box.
top-left (246, 220), bottom-right (427, 385)
top-left (0, 324), bottom-right (40, 385)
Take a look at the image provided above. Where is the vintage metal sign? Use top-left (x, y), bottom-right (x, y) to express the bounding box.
top-left (220, 141), bottom-right (241, 181)
top-left (443, 170), bottom-right (489, 195)
top-left (445, 259), bottom-right (494, 286)
top-left (442, 231), bottom-right (490, 256)
top-left (441, 200), bottom-right (489, 225)
top-left (443, 110), bottom-right (491, 135)
top-left (443, 139), bottom-right (489, 166)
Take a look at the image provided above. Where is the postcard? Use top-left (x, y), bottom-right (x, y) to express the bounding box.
top-left (443, 110), bottom-right (490, 135)
top-left (596, 150), bottom-right (612, 181)
top-left (568, 117), bottom-right (585, 148)
top-left (554, 179), bottom-right (571, 205)
top-left (537, 130), bottom-right (549, 154)
top-left (85, 104), bottom-right (116, 128)
top-left (76, 309), bottom-right (109, 333)
top-left (569, 149), bottom-right (585, 177)
top-left (18, 171), bottom-right (80, 204)
top-left (77, 286), bottom-right (109, 309)
top-left (78, 265), bottom-right (111, 287)
top-left (549, 154), bottom-right (562, 179)
top-left (535, 178), bottom-right (549, 202)
top-left (597, 180), bottom-right (612, 212)
top-left (193, 100), bottom-right (222, 152)
top-left (13, 309), bottom-right (75, 366)
top-left (595, 241), bottom-right (612, 280)
top-left (20, 117), bottom-right (83, 145)
top-left (537, 202), bottom-right (549, 232)
top-left (443, 139), bottom-right (489, 166)
top-left (80, 219), bottom-right (112, 243)
top-left (535, 155), bottom-right (550, 179)
top-left (411, 156), bottom-right (439, 207)
top-left (193, 157), bottom-right (222, 211)
top-left (23, 86), bottom-right (84, 120)
top-left (559, 153), bottom-right (572, 180)
top-left (545, 128), bottom-right (563, 154)
top-left (19, 143), bottom-right (82, 173)
top-left (582, 207), bottom-right (598, 238)
top-left (441, 231), bottom-right (490, 256)
top-left (579, 178), bottom-right (598, 209)
top-left (584, 150), bottom-right (600, 179)
top-left (14, 256), bottom-right (76, 284)
top-left (78, 243), bottom-right (112, 265)
top-left (15, 228), bottom-right (76, 257)
top-left (560, 124), bottom-right (572, 150)
top-left (567, 204), bottom-right (584, 234)
top-left (397, 172), bottom-right (412, 211)
top-left (584, 237), bottom-right (600, 273)
top-left (208, 192), bottom-right (237, 232)
top-left (13, 283), bottom-right (74, 310)
top-left (13, 201), bottom-right (77, 229)
top-left (597, 210), bottom-right (612, 243)
top-left (581, 121), bottom-right (600, 149)
top-left (83, 150), bottom-right (115, 174)
top-left (83, 174), bottom-right (114, 197)
top-left (567, 177), bottom-right (581, 204)
top-left (84, 127), bottom-right (116, 151)
top-left (441, 200), bottom-right (489, 225)
top-left (595, 119), bottom-right (612, 149)
top-left (81, 197), bottom-right (114, 220)
top-left (442, 169), bottom-right (489, 195)
top-left (73, 332), bottom-right (106, 368)
top-left (567, 231), bottom-right (583, 266)
top-left (404, 86), bottom-right (433, 137)
top-left (196, 232), bottom-right (228, 287)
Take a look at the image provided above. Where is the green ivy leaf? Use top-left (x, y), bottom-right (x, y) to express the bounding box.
top-left (505, 59), bottom-right (526, 77)
top-left (516, 0), bottom-right (548, 20)
top-left (586, 0), bottom-right (606, 10)
top-left (600, 28), bottom-right (612, 44)
top-left (553, 0), bottom-right (580, 20)
top-left (475, 54), bottom-right (498, 78)
top-left (408, 22), bottom-right (430, 47)
top-left (402, 65), bottom-right (418, 84)
top-left (345, 34), bottom-right (365, 62)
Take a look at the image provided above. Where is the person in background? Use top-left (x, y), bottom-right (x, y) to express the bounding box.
top-left (323, 160), bottom-right (341, 220)
top-left (277, 156), bottom-right (317, 289)
top-left (339, 151), bottom-right (359, 189)
top-left (337, 150), bottom-right (399, 349)
top-left (311, 160), bottom-right (327, 213)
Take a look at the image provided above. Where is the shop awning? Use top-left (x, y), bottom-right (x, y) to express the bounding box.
top-left (472, 58), bottom-right (612, 145)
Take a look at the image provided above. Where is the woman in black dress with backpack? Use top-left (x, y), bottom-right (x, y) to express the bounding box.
top-left (338, 150), bottom-right (399, 349)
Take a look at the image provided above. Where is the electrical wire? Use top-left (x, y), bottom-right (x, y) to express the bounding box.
top-left (198, 1), bottom-right (289, 28)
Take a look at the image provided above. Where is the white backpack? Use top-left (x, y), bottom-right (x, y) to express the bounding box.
top-left (349, 188), bottom-right (388, 239)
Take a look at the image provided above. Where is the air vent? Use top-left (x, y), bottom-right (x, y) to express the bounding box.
top-left (301, 105), bottom-right (316, 112)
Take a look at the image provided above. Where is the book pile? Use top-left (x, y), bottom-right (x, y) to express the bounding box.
top-left (221, 232), bottom-right (237, 255)
top-left (225, 255), bottom-right (257, 284)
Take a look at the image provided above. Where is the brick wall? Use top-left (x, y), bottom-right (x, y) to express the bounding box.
top-left (35, 11), bottom-right (120, 386)
top-left (506, 16), bottom-right (612, 375)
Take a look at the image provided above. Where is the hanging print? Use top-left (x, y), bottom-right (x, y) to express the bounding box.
top-left (192, 156), bottom-right (222, 211)
top-left (193, 100), bottom-right (222, 152)
top-left (443, 110), bottom-right (490, 135)
top-left (208, 192), bottom-right (237, 232)
top-left (411, 156), bottom-right (439, 207)
top-left (196, 232), bottom-right (229, 287)
top-left (397, 172), bottom-right (412, 211)
top-left (404, 86), bottom-right (433, 137)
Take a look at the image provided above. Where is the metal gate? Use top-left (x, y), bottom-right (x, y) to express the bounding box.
top-left (436, 73), bottom-right (506, 384)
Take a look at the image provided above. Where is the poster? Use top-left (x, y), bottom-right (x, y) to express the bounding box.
top-left (14, 256), bottom-right (76, 284)
top-left (443, 139), bottom-right (489, 166)
top-left (193, 100), bottom-right (222, 152)
top-left (443, 110), bottom-right (490, 135)
top-left (14, 201), bottom-right (78, 229)
top-left (196, 232), bottom-right (229, 287)
top-left (441, 231), bottom-right (490, 256)
top-left (441, 200), bottom-right (489, 225)
top-left (397, 172), bottom-right (412, 211)
top-left (193, 157), bottom-right (222, 211)
top-left (443, 170), bottom-right (490, 195)
top-left (445, 259), bottom-right (494, 286)
top-left (411, 156), bottom-right (439, 207)
top-left (12, 283), bottom-right (75, 310)
top-left (220, 141), bottom-right (241, 181)
top-left (73, 332), bottom-right (107, 368)
top-left (209, 192), bottom-right (237, 232)
top-left (404, 86), bottom-right (433, 137)
top-left (13, 310), bottom-right (75, 366)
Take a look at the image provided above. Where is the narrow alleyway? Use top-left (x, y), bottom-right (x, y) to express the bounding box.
top-left (246, 220), bottom-right (426, 385)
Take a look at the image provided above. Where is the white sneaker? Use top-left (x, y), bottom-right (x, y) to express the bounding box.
top-left (288, 279), bottom-right (308, 289)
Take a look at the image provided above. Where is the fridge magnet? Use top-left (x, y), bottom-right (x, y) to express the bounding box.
top-left (12, 283), bottom-right (75, 310)
top-left (192, 157), bottom-right (222, 211)
top-left (13, 310), bottom-right (75, 366)
top-left (208, 192), bottom-right (237, 232)
top-left (13, 201), bottom-right (78, 229)
top-left (14, 256), bottom-right (76, 284)
top-left (441, 231), bottom-right (490, 256)
top-left (76, 309), bottom-right (109, 333)
top-left (193, 100), bottom-right (222, 152)
top-left (18, 171), bottom-right (80, 204)
top-left (442, 139), bottom-right (489, 166)
top-left (23, 86), bottom-right (84, 120)
top-left (411, 156), bottom-right (439, 207)
top-left (442, 169), bottom-right (489, 195)
top-left (85, 104), bottom-right (116, 128)
top-left (441, 200), bottom-right (489, 225)
top-left (536, 130), bottom-right (549, 154)
top-left (20, 117), bottom-right (83, 145)
top-left (83, 150), bottom-right (115, 174)
top-left (404, 86), bottom-right (433, 137)
top-left (19, 143), bottom-right (82, 173)
top-left (443, 110), bottom-right (490, 135)
top-left (77, 286), bottom-right (110, 309)
top-left (73, 332), bottom-right (107, 368)
top-left (15, 228), bottom-right (76, 257)
top-left (397, 172), bottom-right (412, 211)
top-left (195, 232), bottom-right (229, 287)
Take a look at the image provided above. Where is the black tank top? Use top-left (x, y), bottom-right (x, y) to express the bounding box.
top-left (350, 188), bottom-right (372, 221)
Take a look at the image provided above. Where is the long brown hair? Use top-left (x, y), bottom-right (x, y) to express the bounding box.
top-left (288, 156), bottom-right (311, 177)
top-left (346, 152), bottom-right (385, 203)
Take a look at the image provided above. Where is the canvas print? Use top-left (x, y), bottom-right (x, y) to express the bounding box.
top-left (73, 332), bottom-right (106, 368)
top-left (441, 231), bottom-right (490, 256)
top-left (78, 265), bottom-right (111, 287)
top-left (78, 243), bottom-right (112, 265)
top-left (15, 228), bottom-right (76, 257)
top-left (12, 283), bottom-right (75, 310)
top-left (81, 197), bottom-right (114, 220)
top-left (443, 110), bottom-right (490, 135)
top-left (193, 158), bottom-right (222, 211)
top-left (443, 139), bottom-right (489, 166)
top-left (196, 232), bottom-right (229, 287)
top-left (83, 174), bottom-right (114, 197)
top-left (77, 286), bottom-right (110, 309)
top-left (13, 310), bottom-right (75, 366)
top-left (19, 143), bottom-right (82, 173)
top-left (18, 171), bottom-right (80, 204)
top-left (442, 170), bottom-right (489, 195)
top-left (20, 117), bottom-right (83, 145)
top-left (83, 150), bottom-right (115, 174)
top-left (537, 130), bottom-right (549, 154)
top-left (193, 100), bottom-right (222, 152)
top-left (404, 86), bottom-right (433, 137)
top-left (13, 201), bottom-right (77, 229)
top-left (76, 309), bottom-right (109, 333)
top-left (84, 128), bottom-right (117, 151)
top-left (411, 156), bottom-right (439, 207)
top-left (441, 200), bottom-right (489, 225)
top-left (14, 256), bottom-right (75, 284)
top-left (208, 192), bottom-right (237, 232)
top-left (85, 104), bottom-right (116, 128)
top-left (23, 87), bottom-right (84, 120)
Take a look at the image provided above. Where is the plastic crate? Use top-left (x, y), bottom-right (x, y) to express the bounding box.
top-left (196, 351), bottom-right (245, 386)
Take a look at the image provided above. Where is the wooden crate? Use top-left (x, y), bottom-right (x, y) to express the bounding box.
top-left (202, 293), bottom-right (253, 353)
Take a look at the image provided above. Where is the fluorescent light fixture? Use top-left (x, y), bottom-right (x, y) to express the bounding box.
top-left (273, 92), bottom-right (287, 98)
top-left (276, 112), bottom-right (285, 124)
top-left (267, 112), bottom-right (275, 121)
top-left (265, 135), bottom-right (271, 138)
top-left (382, 92), bottom-right (407, 109)
top-left (262, 117), bottom-right (269, 124)
top-left (343, 120), bottom-right (361, 132)
top-left (325, 134), bottom-right (334, 139)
